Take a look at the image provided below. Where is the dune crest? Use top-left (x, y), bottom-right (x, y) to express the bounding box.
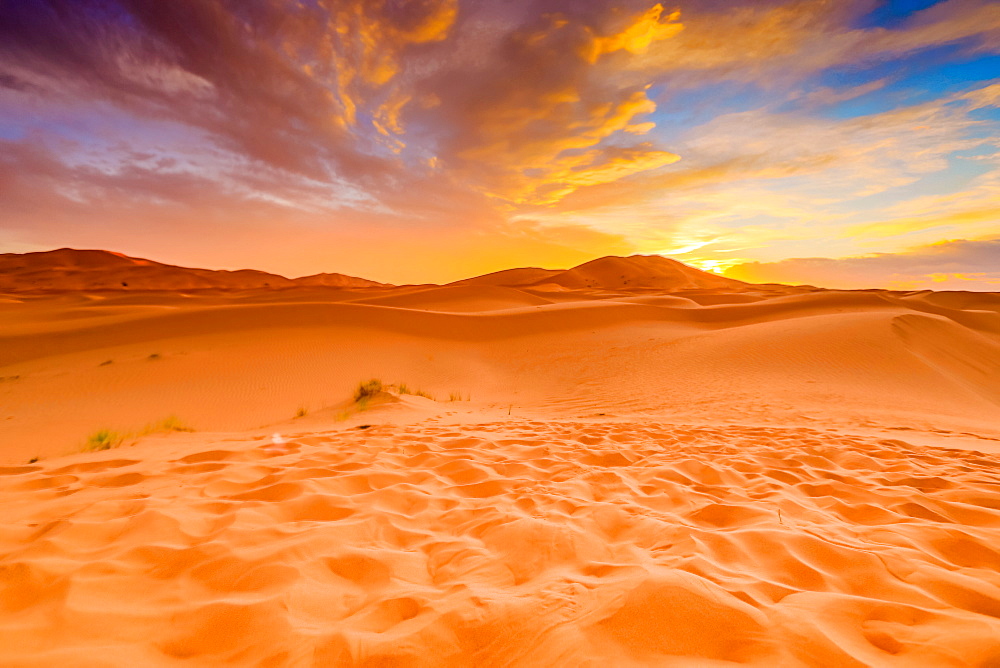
top-left (0, 249), bottom-right (385, 292)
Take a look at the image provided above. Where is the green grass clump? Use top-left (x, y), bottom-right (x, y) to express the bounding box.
top-left (354, 379), bottom-right (383, 403)
top-left (84, 429), bottom-right (124, 452)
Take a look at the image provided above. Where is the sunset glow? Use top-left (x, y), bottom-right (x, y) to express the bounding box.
top-left (1, 0), bottom-right (998, 287)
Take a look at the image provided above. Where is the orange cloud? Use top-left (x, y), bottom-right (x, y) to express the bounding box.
top-left (425, 5), bottom-right (685, 206)
top-left (584, 3), bottom-right (683, 62)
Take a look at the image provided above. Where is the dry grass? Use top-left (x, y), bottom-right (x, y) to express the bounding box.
top-left (354, 379), bottom-right (383, 403)
top-left (81, 416), bottom-right (193, 453)
top-left (145, 416), bottom-right (193, 434)
top-left (83, 429), bottom-right (124, 452)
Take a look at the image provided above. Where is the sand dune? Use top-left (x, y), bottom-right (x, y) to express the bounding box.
top-left (293, 273), bottom-right (388, 288)
top-left (449, 267), bottom-right (564, 287)
top-left (2, 281), bottom-right (999, 461)
top-left (351, 285), bottom-right (554, 312)
top-left (2, 249), bottom-right (1000, 666)
top-left (525, 255), bottom-right (751, 291)
top-left (0, 249), bottom-right (384, 292)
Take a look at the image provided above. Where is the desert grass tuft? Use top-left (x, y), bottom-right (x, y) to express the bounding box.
top-left (397, 381), bottom-right (432, 399)
top-left (83, 429), bottom-right (124, 452)
top-left (81, 416), bottom-right (193, 453)
top-left (295, 405), bottom-right (309, 418)
top-left (354, 379), bottom-right (383, 403)
top-left (145, 415), bottom-right (194, 434)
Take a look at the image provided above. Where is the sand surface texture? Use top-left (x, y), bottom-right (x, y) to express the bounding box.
top-left (2, 252), bottom-right (1000, 666)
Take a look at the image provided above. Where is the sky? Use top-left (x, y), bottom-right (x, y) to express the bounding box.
top-left (0, 0), bottom-right (998, 288)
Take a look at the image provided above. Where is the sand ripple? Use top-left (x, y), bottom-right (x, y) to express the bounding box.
top-left (2, 422), bottom-right (1000, 666)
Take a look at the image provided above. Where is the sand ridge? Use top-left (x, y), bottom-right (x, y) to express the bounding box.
top-left (0, 249), bottom-right (385, 292)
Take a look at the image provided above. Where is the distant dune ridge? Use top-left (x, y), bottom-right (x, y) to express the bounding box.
top-left (1, 247), bottom-right (757, 293)
top-left (2, 247), bottom-right (1000, 665)
top-left (0, 248), bottom-right (386, 292)
top-left (449, 255), bottom-right (751, 291)
top-left (517, 254), bottom-right (750, 290)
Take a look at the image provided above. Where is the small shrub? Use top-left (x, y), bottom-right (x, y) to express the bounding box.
top-left (354, 379), bottom-right (383, 402)
top-left (412, 389), bottom-right (434, 400)
top-left (449, 391), bottom-right (463, 402)
top-left (398, 383), bottom-right (411, 395)
top-left (295, 406), bottom-right (308, 418)
top-left (84, 429), bottom-right (124, 452)
top-left (27, 456), bottom-right (39, 464)
top-left (147, 353), bottom-right (161, 361)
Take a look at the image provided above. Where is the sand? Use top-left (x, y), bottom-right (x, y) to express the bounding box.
top-left (2, 253), bottom-right (1000, 666)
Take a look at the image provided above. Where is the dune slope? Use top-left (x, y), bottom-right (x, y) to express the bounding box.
top-left (1, 287), bottom-right (999, 463)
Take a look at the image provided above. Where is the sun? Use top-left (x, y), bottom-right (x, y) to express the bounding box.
top-left (683, 258), bottom-right (744, 275)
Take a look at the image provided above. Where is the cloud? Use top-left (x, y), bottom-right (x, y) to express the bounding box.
top-left (0, 0), bottom-right (471, 184)
top-left (515, 78), bottom-right (1000, 273)
top-left (726, 238), bottom-right (1000, 290)
top-left (634, 0), bottom-right (1000, 84)
top-left (0, 0), bottom-right (998, 285)
top-left (412, 2), bottom-right (683, 204)
top-left (0, 0), bottom-right (688, 205)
